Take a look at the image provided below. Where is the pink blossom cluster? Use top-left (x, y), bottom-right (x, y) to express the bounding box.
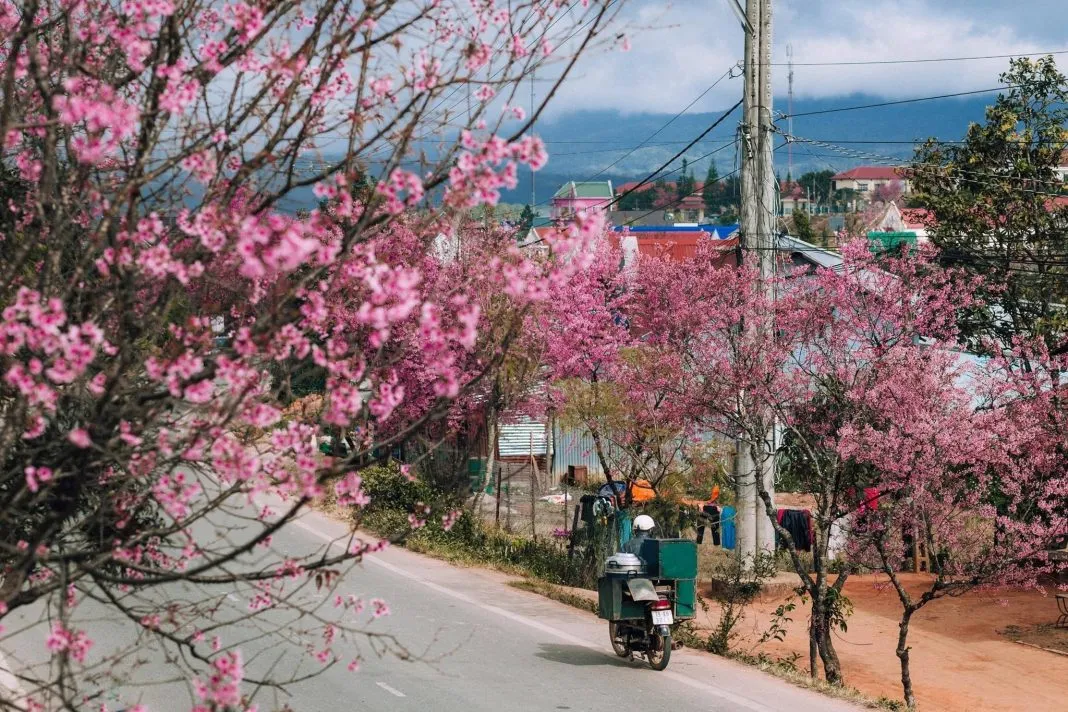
top-left (1, 287), bottom-right (111, 439)
top-left (193, 651), bottom-right (245, 710)
top-left (46, 623), bottom-right (93, 664)
top-left (52, 77), bottom-right (140, 164)
top-left (335, 472), bottom-right (371, 508)
top-left (375, 169), bottom-right (425, 214)
top-left (446, 131), bottom-right (547, 208)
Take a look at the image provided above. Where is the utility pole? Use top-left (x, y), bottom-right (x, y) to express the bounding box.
top-left (786, 43), bottom-right (794, 182)
top-left (530, 71), bottom-right (536, 209)
top-left (737, 0), bottom-right (778, 569)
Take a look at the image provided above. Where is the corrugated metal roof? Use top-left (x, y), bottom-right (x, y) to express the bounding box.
top-left (499, 418), bottom-right (551, 457)
top-left (777, 234), bottom-right (844, 271)
top-left (553, 180), bottom-right (614, 199)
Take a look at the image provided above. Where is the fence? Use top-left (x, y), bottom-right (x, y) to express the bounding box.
top-left (473, 458), bottom-right (576, 548)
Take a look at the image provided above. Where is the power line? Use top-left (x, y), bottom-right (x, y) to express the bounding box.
top-left (585, 66), bottom-right (739, 182)
top-left (782, 134), bottom-right (1068, 194)
top-left (607, 99), bottom-right (743, 211)
top-left (784, 86), bottom-right (1014, 119)
top-left (617, 140), bottom-right (789, 227)
top-left (769, 49), bottom-right (1068, 67)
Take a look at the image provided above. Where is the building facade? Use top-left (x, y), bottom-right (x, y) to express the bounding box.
top-left (550, 180), bottom-right (614, 221)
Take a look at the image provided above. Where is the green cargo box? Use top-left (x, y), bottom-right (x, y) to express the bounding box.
top-left (639, 538), bottom-right (698, 579)
top-left (598, 576), bottom-right (696, 621)
top-left (675, 578), bottom-right (696, 618)
top-left (597, 577), bottom-right (648, 621)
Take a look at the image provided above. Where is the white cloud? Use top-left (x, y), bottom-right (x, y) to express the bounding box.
top-left (543, 0), bottom-right (1062, 115)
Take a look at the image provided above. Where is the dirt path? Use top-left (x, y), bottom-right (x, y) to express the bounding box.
top-left (704, 574), bottom-right (1068, 711)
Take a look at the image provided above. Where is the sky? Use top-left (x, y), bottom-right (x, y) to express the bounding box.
top-left (545, 0), bottom-right (1068, 115)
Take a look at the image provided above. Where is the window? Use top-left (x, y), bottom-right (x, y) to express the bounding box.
top-left (856, 182), bottom-right (870, 192)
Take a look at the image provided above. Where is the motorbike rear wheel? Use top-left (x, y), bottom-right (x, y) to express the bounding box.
top-left (647, 630), bottom-right (671, 671)
top-left (608, 622), bottom-right (630, 657)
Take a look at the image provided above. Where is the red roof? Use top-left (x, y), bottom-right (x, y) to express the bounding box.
top-left (832, 166), bottom-right (907, 181)
top-left (609, 232), bottom-right (739, 265)
top-left (780, 180), bottom-right (805, 199)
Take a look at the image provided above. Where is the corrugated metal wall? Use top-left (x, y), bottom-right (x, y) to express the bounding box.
top-left (552, 424), bottom-right (734, 481)
top-left (498, 418), bottom-right (552, 458)
top-left (551, 423), bottom-right (628, 477)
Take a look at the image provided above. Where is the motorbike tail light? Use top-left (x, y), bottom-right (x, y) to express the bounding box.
top-left (651, 598), bottom-right (671, 610)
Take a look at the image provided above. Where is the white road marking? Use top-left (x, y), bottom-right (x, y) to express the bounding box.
top-left (291, 517), bottom-right (774, 712)
top-left (376, 681), bottom-right (406, 698)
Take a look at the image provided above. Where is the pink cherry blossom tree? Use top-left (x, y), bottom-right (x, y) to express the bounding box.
top-left (842, 331), bottom-right (1068, 710)
top-left (0, 0), bottom-right (630, 707)
top-left (622, 237), bottom-right (1066, 693)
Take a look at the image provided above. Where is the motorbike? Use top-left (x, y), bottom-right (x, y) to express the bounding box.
top-left (607, 591), bottom-right (673, 670)
top-left (598, 549), bottom-right (694, 671)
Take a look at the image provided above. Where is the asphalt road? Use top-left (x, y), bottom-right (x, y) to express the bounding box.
top-left (2, 505), bottom-right (862, 712)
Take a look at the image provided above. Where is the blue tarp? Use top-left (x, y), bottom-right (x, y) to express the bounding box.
top-left (612, 224), bottom-right (739, 238)
top-left (720, 506), bottom-right (736, 550)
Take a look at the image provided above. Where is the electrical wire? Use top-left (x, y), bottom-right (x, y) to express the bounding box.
top-left (769, 49), bottom-right (1068, 67)
top-left (584, 65), bottom-right (738, 182)
top-left (783, 86), bottom-right (1015, 119)
top-left (606, 99), bottom-right (743, 211)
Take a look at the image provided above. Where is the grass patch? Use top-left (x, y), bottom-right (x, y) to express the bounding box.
top-left (508, 579), bottom-right (598, 614)
top-left (728, 652), bottom-right (904, 711)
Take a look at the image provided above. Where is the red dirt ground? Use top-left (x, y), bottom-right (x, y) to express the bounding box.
top-left (692, 574), bottom-right (1068, 711)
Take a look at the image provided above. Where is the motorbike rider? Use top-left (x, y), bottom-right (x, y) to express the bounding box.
top-left (622, 514), bottom-right (656, 556)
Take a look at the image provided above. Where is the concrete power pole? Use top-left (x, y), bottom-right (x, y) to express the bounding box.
top-left (736, 0), bottom-right (778, 568)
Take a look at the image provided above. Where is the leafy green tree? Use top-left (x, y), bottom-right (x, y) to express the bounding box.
top-left (617, 187), bottom-right (655, 211)
top-left (677, 158), bottom-right (695, 200)
top-left (703, 162), bottom-right (722, 212)
top-left (797, 170), bottom-right (834, 208)
top-left (792, 208), bottom-right (815, 243)
top-left (518, 204), bottom-right (536, 235)
top-left (911, 56), bottom-right (1068, 355)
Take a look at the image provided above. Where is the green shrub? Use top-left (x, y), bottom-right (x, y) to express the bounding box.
top-left (342, 460), bottom-right (593, 588)
top-left (360, 461), bottom-right (439, 513)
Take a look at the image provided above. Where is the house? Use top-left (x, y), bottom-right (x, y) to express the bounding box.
top-left (550, 180), bottom-right (614, 221)
top-left (831, 166), bottom-right (910, 207)
top-left (867, 200), bottom-right (935, 247)
top-left (609, 224), bottom-right (739, 267)
top-left (615, 181), bottom-right (706, 223)
top-left (780, 180), bottom-right (812, 215)
top-left (866, 201), bottom-right (933, 245)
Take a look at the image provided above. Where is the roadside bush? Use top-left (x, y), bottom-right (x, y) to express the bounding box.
top-left (704, 552), bottom-right (778, 654)
top-left (341, 460), bottom-right (592, 588)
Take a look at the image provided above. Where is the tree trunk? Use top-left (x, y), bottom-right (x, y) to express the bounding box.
top-left (483, 399), bottom-right (498, 512)
top-left (897, 608), bottom-right (917, 710)
top-left (808, 611), bottom-right (818, 678)
top-left (754, 471), bottom-right (845, 686)
top-left (817, 612), bottom-right (843, 685)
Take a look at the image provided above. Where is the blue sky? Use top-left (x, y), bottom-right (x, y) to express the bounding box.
top-left (547, 0), bottom-right (1067, 115)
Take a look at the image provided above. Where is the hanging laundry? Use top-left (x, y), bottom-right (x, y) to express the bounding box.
top-left (720, 506), bottom-right (736, 550)
top-left (781, 509), bottom-right (812, 551)
top-left (696, 504), bottom-right (720, 545)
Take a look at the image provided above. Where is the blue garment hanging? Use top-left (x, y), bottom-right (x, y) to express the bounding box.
top-left (619, 514), bottom-right (633, 548)
top-left (720, 505), bottom-right (736, 550)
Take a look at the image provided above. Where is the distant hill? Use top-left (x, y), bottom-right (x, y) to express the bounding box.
top-left (504, 93), bottom-right (994, 205)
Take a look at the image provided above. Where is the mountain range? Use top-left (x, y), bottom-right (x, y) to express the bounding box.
top-left (505, 93), bottom-right (996, 206)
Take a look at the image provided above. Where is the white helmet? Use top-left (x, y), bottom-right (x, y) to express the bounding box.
top-left (633, 514), bottom-right (656, 532)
